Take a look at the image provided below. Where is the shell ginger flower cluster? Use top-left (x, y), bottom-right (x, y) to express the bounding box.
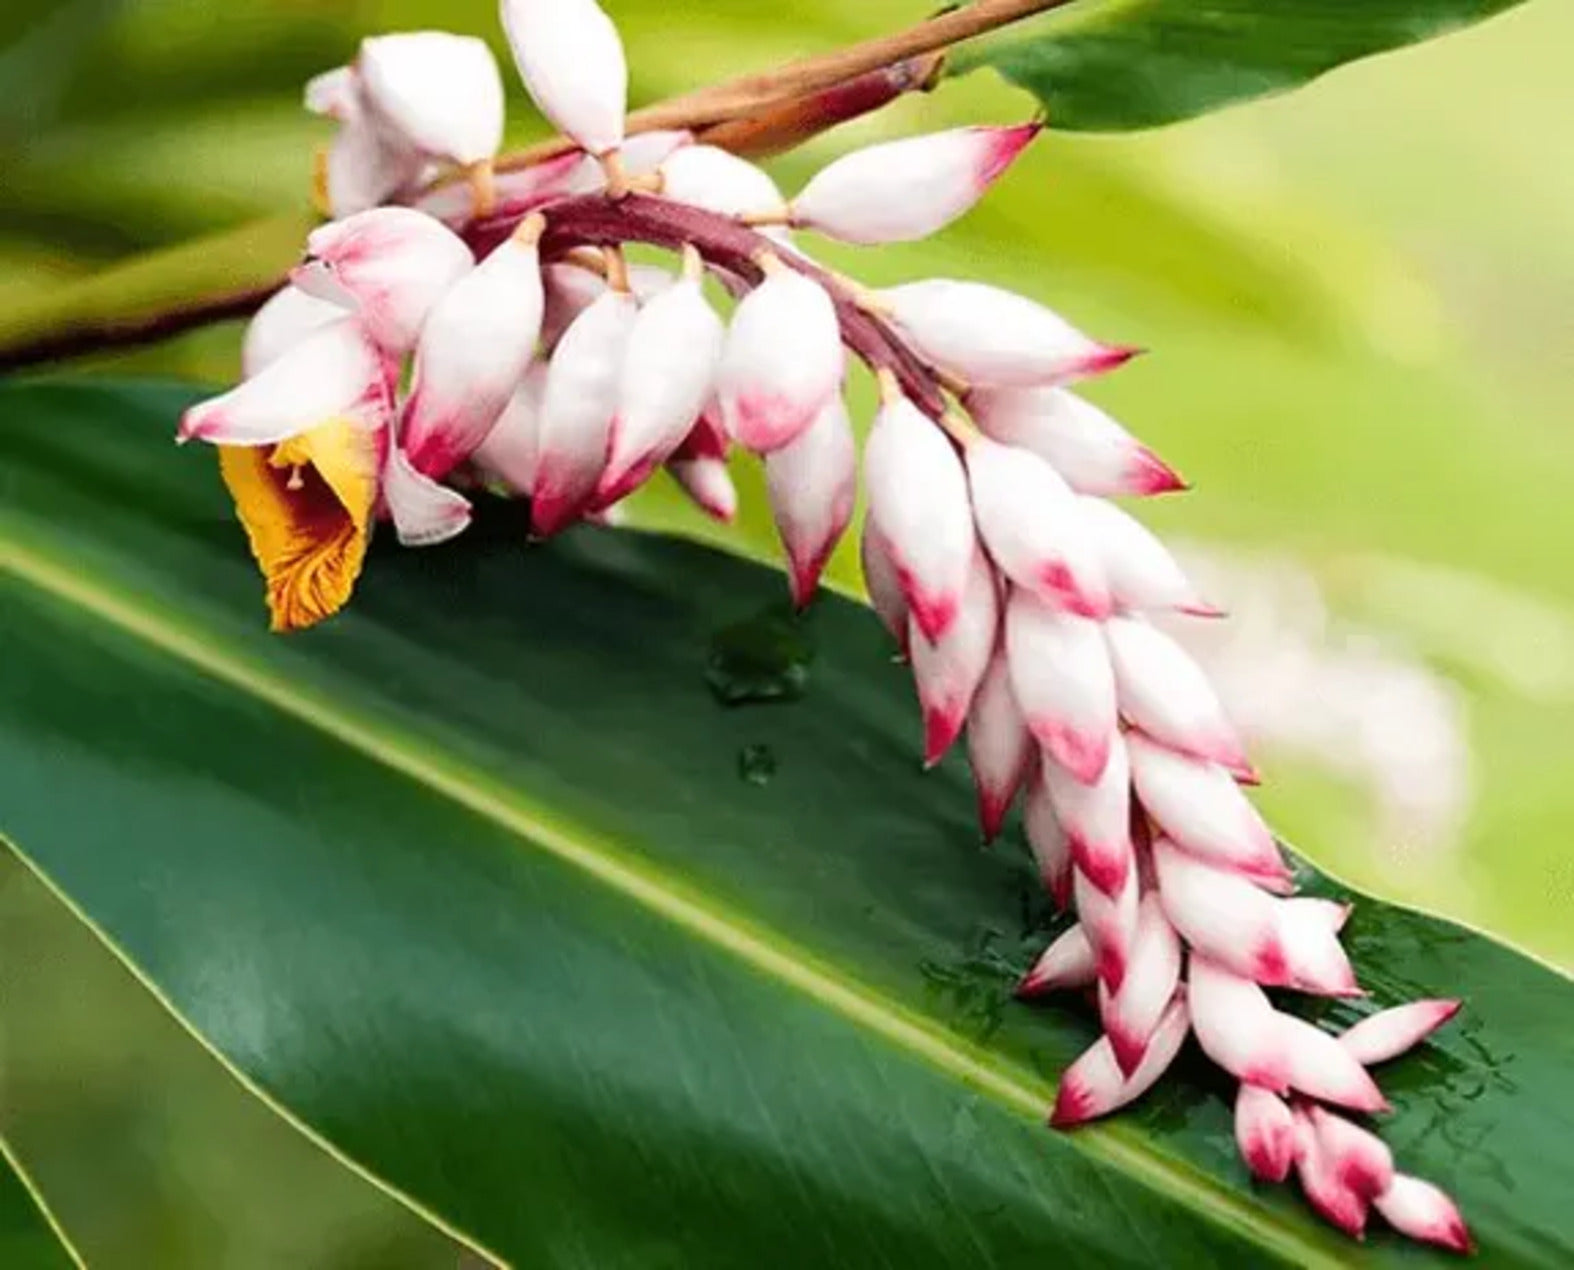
top-left (177, 0), bottom-right (1471, 1251)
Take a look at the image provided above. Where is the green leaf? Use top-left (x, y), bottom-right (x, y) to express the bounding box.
top-left (0, 378), bottom-right (1571, 1264)
top-left (0, 1137), bottom-right (82, 1270)
top-left (954, 0), bottom-right (1530, 131)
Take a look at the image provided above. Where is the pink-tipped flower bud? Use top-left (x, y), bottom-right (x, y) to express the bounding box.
top-left (859, 523), bottom-right (909, 653)
top-left (381, 440), bottom-right (472, 547)
top-left (658, 146), bottom-right (788, 227)
top-left (601, 252), bottom-right (726, 504)
top-left (1235, 1085), bottom-right (1296, 1183)
top-left (473, 362), bottom-right (549, 495)
top-left (879, 280), bottom-right (1135, 387)
top-left (1276, 898), bottom-right (1361, 997)
top-left (1339, 999), bottom-right (1462, 1066)
top-left (1187, 956), bottom-right (1292, 1093)
top-left (532, 286), bottom-right (639, 535)
top-left (502, 0), bottom-right (627, 157)
top-left (1074, 859), bottom-right (1139, 991)
top-left (965, 647), bottom-right (1033, 841)
top-left (1127, 734), bottom-right (1287, 880)
top-left (1373, 1175), bottom-right (1473, 1253)
top-left (863, 393), bottom-right (975, 642)
top-left (666, 455), bottom-right (737, 523)
top-left (1018, 924), bottom-right (1096, 997)
top-left (1152, 838), bottom-right (1289, 984)
top-left (1078, 497), bottom-right (1214, 615)
top-left (179, 318), bottom-right (389, 447)
top-left (1293, 1107), bottom-right (1370, 1239)
top-left (401, 221), bottom-right (546, 481)
top-left (1105, 616), bottom-right (1251, 776)
top-left (909, 548), bottom-right (999, 767)
top-left (790, 123), bottom-right (1038, 245)
top-left (293, 208), bottom-right (474, 354)
top-left (1280, 1016), bottom-right (1390, 1113)
top-left (1049, 997), bottom-right (1188, 1128)
top-left (765, 395), bottom-right (857, 609)
top-left (1005, 590), bottom-right (1117, 784)
top-left (1024, 774), bottom-right (1074, 907)
top-left (1043, 735), bottom-right (1131, 897)
top-left (718, 264), bottom-right (842, 453)
top-left (357, 33), bottom-right (504, 167)
top-left (1308, 1106), bottom-right (1394, 1200)
top-left (966, 435), bottom-right (1110, 617)
top-left (967, 385), bottom-right (1185, 497)
top-left (242, 285), bottom-right (346, 378)
top-left (1103, 894), bottom-right (1183, 1075)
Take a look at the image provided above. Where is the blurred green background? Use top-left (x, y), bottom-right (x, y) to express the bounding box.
top-left (2, 0), bottom-right (1570, 1263)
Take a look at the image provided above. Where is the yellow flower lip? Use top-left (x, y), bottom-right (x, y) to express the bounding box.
top-left (218, 418), bottom-right (380, 633)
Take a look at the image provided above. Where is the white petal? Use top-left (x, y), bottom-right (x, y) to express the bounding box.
top-left (1373, 1175), bottom-right (1473, 1252)
top-left (1018, 924), bottom-right (1095, 996)
top-left (1339, 1000), bottom-right (1461, 1066)
top-left (358, 32), bottom-right (504, 165)
top-left (1152, 838), bottom-right (1288, 983)
top-left (765, 394), bottom-right (857, 609)
top-left (1308, 1105), bottom-right (1394, 1199)
top-left (1079, 497), bottom-right (1212, 615)
top-left (1276, 897), bottom-right (1361, 996)
top-left (909, 547), bottom-right (999, 766)
top-left (1186, 955), bottom-right (1291, 1091)
top-left (862, 393), bottom-right (975, 642)
top-left (179, 318), bottom-right (388, 446)
top-left (602, 267), bottom-right (726, 502)
top-left (965, 647), bottom-right (1033, 841)
top-left (402, 225), bottom-right (545, 479)
top-left (1042, 733), bottom-right (1131, 896)
top-left (473, 361), bottom-right (550, 494)
top-left (1235, 1085), bottom-right (1295, 1183)
top-left (1106, 615), bottom-right (1250, 774)
top-left (1102, 893), bottom-right (1182, 1074)
top-left (966, 435), bottom-right (1110, 617)
top-left (968, 385), bottom-right (1184, 497)
top-left (383, 442), bottom-right (472, 547)
top-left (322, 118), bottom-right (427, 218)
top-left (1073, 858), bottom-right (1138, 990)
top-left (666, 455), bottom-right (736, 522)
top-left (502, 0), bottom-right (627, 156)
top-left (880, 280), bottom-right (1132, 387)
top-left (792, 124), bottom-right (1037, 245)
top-left (1280, 1015), bottom-right (1389, 1113)
top-left (1005, 590), bottom-right (1117, 783)
top-left (1127, 733), bottom-right (1286, 880)
top-left (717, 267), bottom-right (842, 453)
top-left (658, 145), bottom-right (785, 221)
top-left (242, 285), bottom-right (348, 378)
top-left (1050, 997), bottom-right (1187, 1127)
top-left (299, 207), bottom-right (474, 354)
top-left (533, 289), bottom-right (639, 534)
top-left (859, 522), bottom-right (908, 651)
top-left (1023, 773), bottom-right (1072, 906)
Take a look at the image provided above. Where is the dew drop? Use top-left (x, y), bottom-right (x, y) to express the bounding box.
top-left (737, 744), bottom-right (777, 786)
top-left (706, 604), bottom-right (814, 706)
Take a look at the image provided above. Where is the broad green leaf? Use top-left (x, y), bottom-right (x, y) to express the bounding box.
top-left (954, 0), bottom-right (1530, 131)
top-left (0, 1137), bottom-right (82, 1270)
top-left (1, 380), bottom-right (1572, 1264)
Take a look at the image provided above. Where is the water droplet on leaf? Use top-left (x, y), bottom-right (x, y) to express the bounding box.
top-left (738, 744), bottom-right (777, 786)
top-left (706, 604), bottom-right (815, 706)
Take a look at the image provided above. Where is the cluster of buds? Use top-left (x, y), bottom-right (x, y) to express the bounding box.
top-left (176, 1), bottom-right (1471, 1250)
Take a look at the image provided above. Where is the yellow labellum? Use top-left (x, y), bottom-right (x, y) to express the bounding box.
top-left (218, 418), bottom-right (379, 633)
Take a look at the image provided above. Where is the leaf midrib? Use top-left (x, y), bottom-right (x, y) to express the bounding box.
top-left (0, 525), bottom-right (1346, 1268)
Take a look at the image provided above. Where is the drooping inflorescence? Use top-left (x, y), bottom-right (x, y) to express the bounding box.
top-left (177, 2), bottom-right (1471, 1251)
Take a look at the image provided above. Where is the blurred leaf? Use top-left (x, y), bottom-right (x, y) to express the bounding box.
top-left (1, 380), bottom-right (1572, 1264)
top-left (0, 1138), bottom-right (81, 1270)
top-left (954, 0), bottom-right (1530, 130)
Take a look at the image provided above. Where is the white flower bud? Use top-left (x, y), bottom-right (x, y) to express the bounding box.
top-left (964, 647), bottom-right (1033, 841)
top-left (666, 455), bottom-right (737, 523)
top-left (358, 32), bottom-right (504, 166)
top-left (1005, 590), bottom-right (1117, 784)
top-left (402, 221), bottom-right (546, 480)
top-left (879, 279), bottom-right (1134, 387)
top-left (502, 0), bottom-right (628, 157)
top-left (473, 362), bottom-right (550, 495)
top-left (792, 124), bottom-right (1038, 245)
top-left (862, 392), bottom-right (975, 642)
top-left (765, 394), bottom-right (857, 609)
top-left (908, 547), bottom-right (999, 767)
top-left (717, 264), bottom-right (842, 453)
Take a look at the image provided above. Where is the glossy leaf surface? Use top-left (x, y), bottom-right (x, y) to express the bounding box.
top-left (956, 0), bottom-right (1529, 130)
top-left (0, 380), bottom-right (1571, 1265)
top-left (0, 1139), bottom-right (79, 1270)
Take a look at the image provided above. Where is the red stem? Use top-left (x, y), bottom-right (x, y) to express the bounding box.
top-left (470, 193), bottom-right (948, 420)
